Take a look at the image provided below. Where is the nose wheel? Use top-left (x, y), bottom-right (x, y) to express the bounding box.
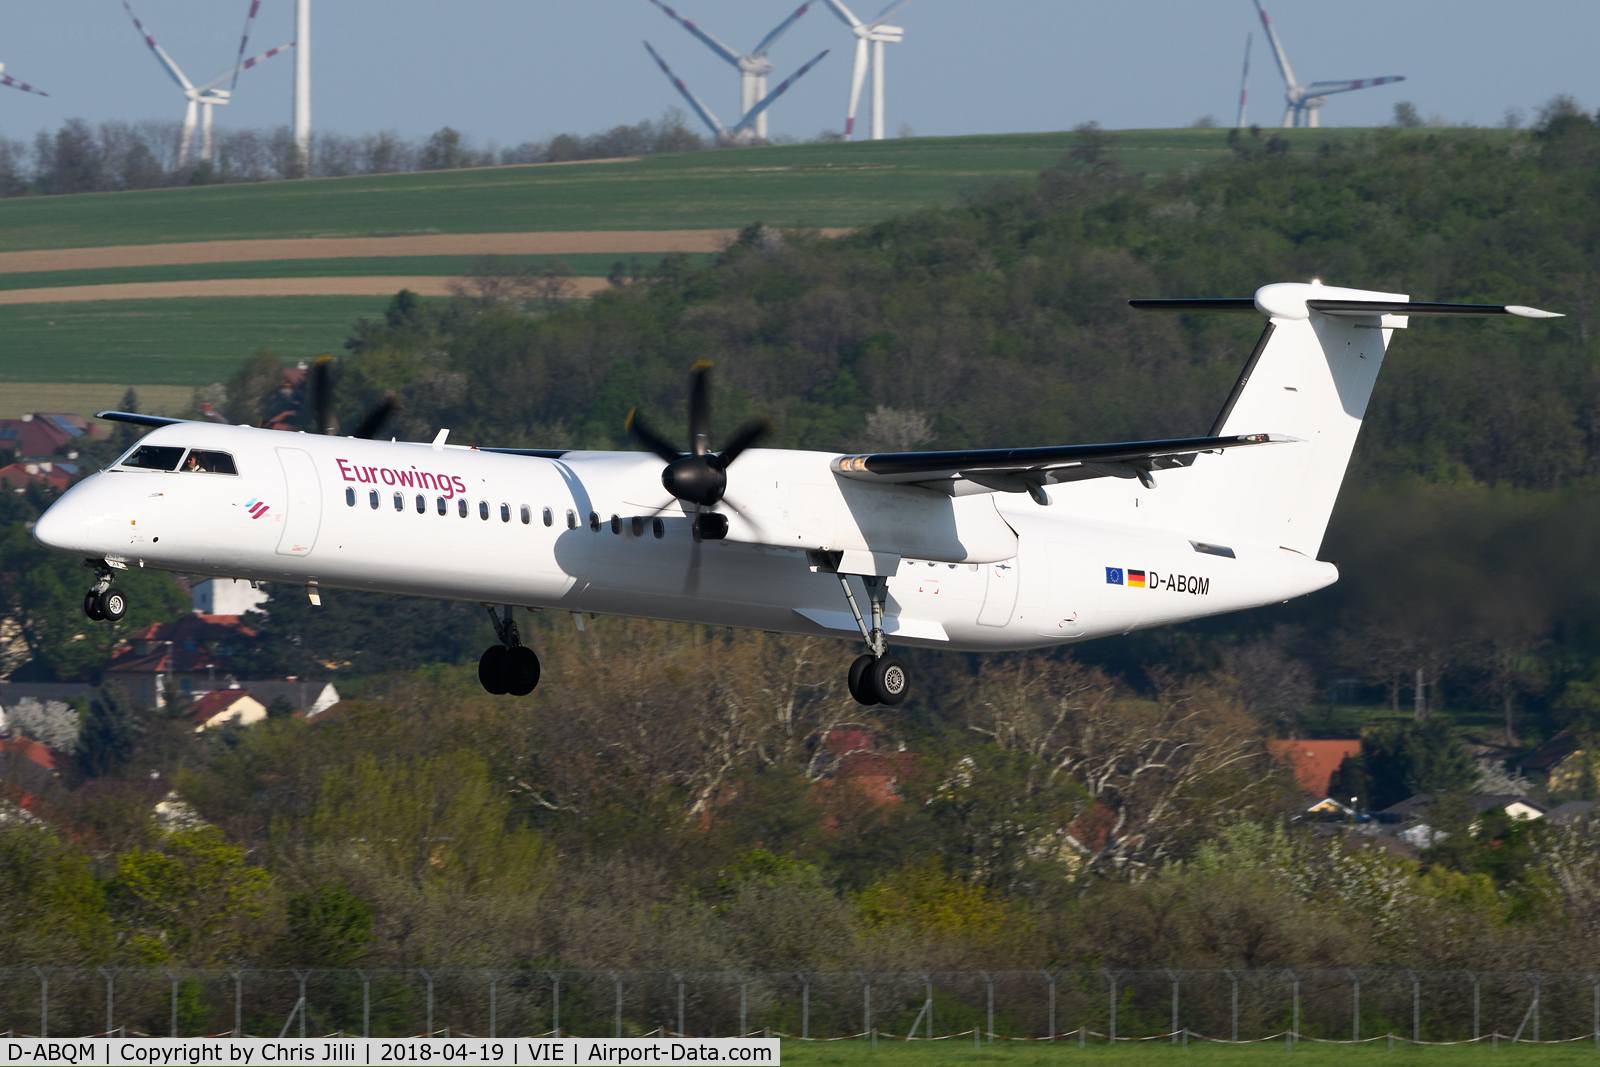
top-left (82, 562), bottom-right (126, 622)
top-left (835, 573), bottom-right (911, 706)
top-left (479, 605), bottom-right (540, 696)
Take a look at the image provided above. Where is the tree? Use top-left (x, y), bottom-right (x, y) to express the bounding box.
top-left (4, 697), bottom-right (79, 751)
top-left (283, 883), bottom-right (374, 965)
top-left (1358, 718), bottom-right (1478, 810)
top-left (0, 823), bottom-right (113, 964)
top-left (1392, 101), bottom-right (1423, 127)
top-left (78, 683), bottom-right (140, 777)
top-left (110, 825), bottom-right (270, 964)
top-left (420, 127), bottom-right (467, 170)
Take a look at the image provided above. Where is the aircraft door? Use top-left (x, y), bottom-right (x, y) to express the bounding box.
top-left (976, 558), bottom-right (1018, 627)
top-left (1037, 542), bottom-right (1093, 637)
top-left (274, 447), bottom-right (322, 557)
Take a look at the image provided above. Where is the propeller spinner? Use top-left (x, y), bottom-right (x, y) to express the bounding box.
top-left (627, 361), bottom-right (770, 507)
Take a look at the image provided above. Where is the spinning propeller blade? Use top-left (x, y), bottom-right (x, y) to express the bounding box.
top-left (309, 353), bottom-right (400, 439)
top-left (626, 362), bottom-right (771, 508)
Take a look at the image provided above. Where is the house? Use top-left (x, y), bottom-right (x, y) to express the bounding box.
top-left (1382, 793), bottom-right (1547, 847)
top-left (0, 736), bottom-right (65, 819)
top-left (0, 460), bottom-right (79, 494)
top-left (0, 412), bottom-right (96, 461)
top-left (809, 728), bottom-right (920, 807)
top-left (186, 689), bottom-right (267, 732)
top-left (190, 577), bottom-right (268, 615)
top-left (238, 679), bottom-right (340, 718)
top-left (103, 613), bottom-right (257, 709)
top-left (1548, 800), bottom-right (1598, 825)
top-left (1268, 739), bottom-right (1363, 796)
top-left (1522, 730), bottom-right (1586, 792)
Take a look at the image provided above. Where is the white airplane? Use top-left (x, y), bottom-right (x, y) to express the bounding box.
top-left (34, 282), bottom-right (1558, 705)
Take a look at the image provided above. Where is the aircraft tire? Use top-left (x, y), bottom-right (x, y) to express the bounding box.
top-left (847, 654), bottom-right (877, 705)
top-left (98, 588), bottom-right (128, 622)
top-left (506, 645), bottom-right (541, 696)
top-left (84, 590), bottom-right (106, 621)
top-left (479, 645), bottom-right (510, 695)
top-left (869, 654), bottom-right (910, 706)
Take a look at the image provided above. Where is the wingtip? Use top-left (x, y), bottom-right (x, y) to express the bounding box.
top-left (691, 359), bottom-right (713, 373)
top-left (1506, 305), bottom-right (1564, 319)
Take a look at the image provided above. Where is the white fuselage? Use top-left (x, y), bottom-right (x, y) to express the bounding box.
top-left (33, 423), bottom-right (1337, 652)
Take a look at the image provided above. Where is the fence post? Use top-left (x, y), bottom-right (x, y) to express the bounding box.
top-left (421, 970), bottom-right (434, 1037)
top-left (856, 972), bottom-right (873, 1039)
top-left (673, 971), bottom-right (685, 1038)
top-left (1345, 968), bottom-right (1362, 1042)
top-left (1165, 969), bottom-right (1182, 1043)
top-left (738, 972), bottom-right (748, 1036)
top-left (794, 973), bottom-right (809, 1040)
top-left (1287, 969), bottom-right (1301, 1048)
top-left (1102, 968), bottom-right (1119, 1042)
top-left (165, 966), bottom-right (181, 1038)
top-left (230, 968), bottom-right (244, 1038)
top-left (1592, 974), bottom-right (1598, 1051)
top-left (1042, 969), bottom-right (1058, 1041)
top-left (1406, 969), bottom-right (1420, 1043)
top-left (611, 970), bottom-right (623, 1039)
top-left (1533, 973), bottom-right (1541, 1043)
top-left (33, 967), bottom-right (50, 1039)
top-left (548, 970), bottom-right (562, 1038)
top-left (980, 970), bottom-right (994, 1043)
top-left (1224, 968), bottom-right (1238, 1042)
top-left (1466, 970), bottom-right (1478, 1043)
top-left (486, 969), bottom-right (499, 1039)
top-left (297, 970), bottom-right (309, 1039)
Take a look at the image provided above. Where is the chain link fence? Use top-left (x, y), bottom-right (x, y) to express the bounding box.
top-left (2, 967), bottom-right (1597, 1045)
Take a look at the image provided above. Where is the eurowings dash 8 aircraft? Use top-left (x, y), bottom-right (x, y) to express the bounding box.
top-left (34, 282), bottom-right (1558, 705)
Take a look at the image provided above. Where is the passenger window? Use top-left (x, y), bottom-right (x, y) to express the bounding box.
top-left (415, 494), bottom-right (426, 513)
top-left (589, 511), bottom-right (600, 531)
top-left (566, 509), bottom-right (577, 530)
top-left (610, 514), bottom-right (621, 535)
top-left (652, 518), bottom-right (665, 539)
top-left (369, 489), bottom-right (379, 509)
top-left (521, 505), bottom-right (532, 525)
top-left (631, 516), bottom-right (644, 537)
top-left (501, 503), bottom-right (511, 523)
top-left (345, 488), bottom-right (356, 507)
top-left (181, 450), bottom-right (237, 474)
top-left (543, 507), bottom-right (553, 527)
top-left (393, 492), bottom-right (403, 511)
top-left (479, 500), bottom-right (489, 521)
top-left (120, 445), bottom-right (185, 471)
top-left (436, 497), bottom-right (447, 515)
top-left (458, 497), bottom-right (468, 518)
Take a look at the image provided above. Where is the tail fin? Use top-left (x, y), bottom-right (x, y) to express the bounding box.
top-left (1142, 283), bottom-right (1559, 557)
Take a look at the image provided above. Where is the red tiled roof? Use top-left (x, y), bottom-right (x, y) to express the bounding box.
top-left (106, 645), bottom-right (221, 674)
top-left (185, 689), bottom-right (254, 723)
top-left (0, 461), bottom-right (75, 493)
top-left (1268, 739), bottom-right (1363, 796)
top-left (1522, 729), bottom-right (1580, 773)
top-left (124, 613), bottom-right (255, 644)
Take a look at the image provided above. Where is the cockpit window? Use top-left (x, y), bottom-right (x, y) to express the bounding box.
top-left (181, 450), bottom-right (237, 475)
top-left (119, 445), bottom-right (186, 471)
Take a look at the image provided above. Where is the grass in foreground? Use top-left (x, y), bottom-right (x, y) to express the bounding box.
top-left (0, 296), bottom-right (389, 385)
top-left (0, 129), bottom-right (1510, 252)
top-left (782, 1037), bottom-right (1597, 1066)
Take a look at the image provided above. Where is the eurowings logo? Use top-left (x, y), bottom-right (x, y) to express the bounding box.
top-left (245, 497), bottom-right (271, 519)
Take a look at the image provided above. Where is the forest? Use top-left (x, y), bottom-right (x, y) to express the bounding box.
top-left (7, 108), bottom-right (1600, 1024)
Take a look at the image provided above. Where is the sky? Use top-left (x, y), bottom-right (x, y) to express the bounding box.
top-left (2, 1), bottom-right (1598, 149)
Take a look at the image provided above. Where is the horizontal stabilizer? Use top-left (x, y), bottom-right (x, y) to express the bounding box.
top-left (1131, 297), bottom-right (1563, 319)
top-left (1129, 298), bottom-right (1258, 313)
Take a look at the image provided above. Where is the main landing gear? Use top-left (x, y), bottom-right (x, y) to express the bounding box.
top-left (81, 560), bottom-right (127, 622)
top-left (836, 573), bottom-right (910, 707)
top-left (479, 604), bottom-right (540, 697)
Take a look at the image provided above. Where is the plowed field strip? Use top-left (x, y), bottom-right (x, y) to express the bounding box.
top-left (0, 276), bottom-right (615, 304)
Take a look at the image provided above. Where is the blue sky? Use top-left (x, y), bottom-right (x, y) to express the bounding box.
top-left (2, 1), bottom-right (1597, 148)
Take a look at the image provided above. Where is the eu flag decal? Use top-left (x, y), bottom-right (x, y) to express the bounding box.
top-left (1105, 567), bottom-right (1124, 585)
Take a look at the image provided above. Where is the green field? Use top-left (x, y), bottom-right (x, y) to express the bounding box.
top-left (0, 129), bottom-right (1502, 252)
top-left (782, 1039), bottom-right (1594, 1066)
top-left (0, 296), bottom-right (390, 384)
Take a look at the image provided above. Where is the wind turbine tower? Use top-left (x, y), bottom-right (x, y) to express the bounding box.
top-left (1252, 0), bottom-right (1404, 128)
top-left (122, 0), bottom-right (294, 164)
top-left (646, 1), bottom-right (814, 142)
top-left (824, 0), bottom-right (914, 140)
top-left (294, 0), bottom-right (310, 161)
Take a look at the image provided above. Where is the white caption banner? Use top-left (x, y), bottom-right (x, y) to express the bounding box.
top-left (2, 1038), bottom-right (779, 1067)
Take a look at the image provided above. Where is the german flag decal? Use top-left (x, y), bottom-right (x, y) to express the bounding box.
top-left (1129, 569), bottom-right (1147, 588)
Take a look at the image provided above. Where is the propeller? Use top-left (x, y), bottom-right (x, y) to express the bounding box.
top-left (626, 360), bottom-right (771, 508)
top-left (309, 354), bottom-right (400, 439)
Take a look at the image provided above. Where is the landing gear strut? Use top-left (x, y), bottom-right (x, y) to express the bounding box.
top-left (479, 604), bottom-right (540, 696)
top-left (837, 573), bottom-right (910, 706)
top-left (81, 560), bottom-right (126, 622)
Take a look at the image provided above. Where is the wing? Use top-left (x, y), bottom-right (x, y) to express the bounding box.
top-left (831, 432), bottom-right (1293, 499)
top-left (96, 410), bottom-right (188, 428)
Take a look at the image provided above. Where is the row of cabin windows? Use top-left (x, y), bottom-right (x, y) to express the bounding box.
top-left (342, 487), bottom-right (666, 538)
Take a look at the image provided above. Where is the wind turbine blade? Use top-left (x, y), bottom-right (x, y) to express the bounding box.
top-left (646, 0), bottom-right (743, 68)
top-left (198, 41), bottom-right (294, 93)
top-left (845, 38), bottom-right (868, 137)
top-left (733, 48), bottom-right (830, 135)
top-left (0, 74), bottom-right (48, 98)
top-left (731, 49), bottom-right (829, 135)
top-left (1250, 0), bottom-right (1297, 91)
top-left (1302, 75), bottom-right (1406, 97)
top-left (866, 0), bottom-right (915, 30)
top-left (824, 0), bottom-right (863, 28)
top-left (229, 0), bottom-right (262, 94)
top-left (751, 2), bottom-right (813, 58)
top-left (121, 0), bottom-right (195, 92)
top-left (643, 41), bottom-right (725, 137)
top-left (1237, 32), bottom-right (1251, 128)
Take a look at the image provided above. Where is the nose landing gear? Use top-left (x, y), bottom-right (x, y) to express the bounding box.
top-left (836, 573), bottom-right (910, 706)
top-left (81, 561), bottom-right (127, 622)
top-left (479, 605), bottom-right (540, 696)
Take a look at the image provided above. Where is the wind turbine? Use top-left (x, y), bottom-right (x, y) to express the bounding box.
top-left (1236, 33), bottom-right (1251, 128)
top-left (122, 0), bottom-right (294, 165)
top-left (0, 62), bottom-right (48, 101)
top-left (824, 0), bottom-right (913, 140)
top-left (644, 41), bottom-right (828, 147)
top-left (1252, 0), bottom-right (1404, 128)
top-left (646, 0), bottom-right (813, 143)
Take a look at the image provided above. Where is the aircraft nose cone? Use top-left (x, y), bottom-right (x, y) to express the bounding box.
top-left (32, 494), bottom-right (87, 553)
